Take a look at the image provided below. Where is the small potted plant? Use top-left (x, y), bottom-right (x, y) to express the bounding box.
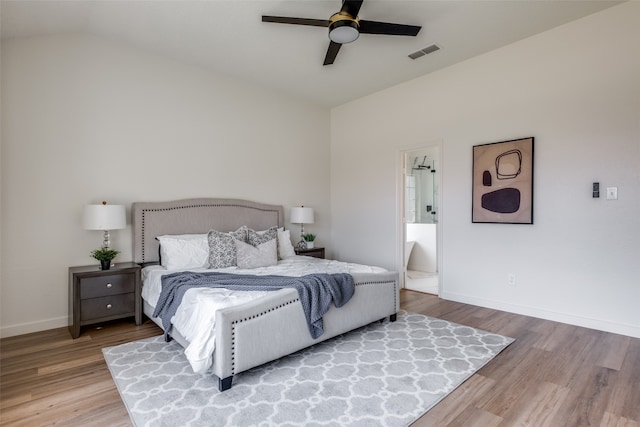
top-left (302, 233), bottom-right (316, 249)
top-left (91, 247), bottom-right (120, 270)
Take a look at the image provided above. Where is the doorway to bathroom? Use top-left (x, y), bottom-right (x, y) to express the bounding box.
top-left (402, 145), bottom-right (440, 295)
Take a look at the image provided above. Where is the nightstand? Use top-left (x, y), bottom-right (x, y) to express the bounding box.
top-left (295, 247), bottom-right (325, 259)
top-left (69, 262), bottom-right (142, 339)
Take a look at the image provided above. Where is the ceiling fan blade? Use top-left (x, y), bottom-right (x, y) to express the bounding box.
top-left (323, 41), bottom-right (343, 66)
top-left (262, 16), bottom-right (330, 27)
top-left (340, 0), bottom-right (364, 18)
top-left (359, 20), bottom-right (421, 36)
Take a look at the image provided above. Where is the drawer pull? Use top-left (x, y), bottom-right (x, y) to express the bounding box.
top-left (106, 304), bottom-right (112, 309)
top-left (106, 283), bottom-right (113, 288)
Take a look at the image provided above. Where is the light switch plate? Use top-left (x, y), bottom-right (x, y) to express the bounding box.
top-left (606, 187), bottom-right (618, 200)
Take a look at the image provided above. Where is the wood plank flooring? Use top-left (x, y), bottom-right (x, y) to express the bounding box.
top-left (402, 291), bottom-right (640, 427)
top-left (1, 290), bottom-right (638, 426)
top-left (0, 320), bottom-right (161, 426)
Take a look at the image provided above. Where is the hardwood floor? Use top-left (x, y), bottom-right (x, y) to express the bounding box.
top-left (1, 290), bottom-right (638, 426)
top-left (0, 320), bottom-right (162, 426)
top-left (403, 291), bottom-right (640, 427)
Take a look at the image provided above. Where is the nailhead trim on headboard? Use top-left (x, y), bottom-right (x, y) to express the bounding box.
top-left (137, 201), bottom-right (283, 264)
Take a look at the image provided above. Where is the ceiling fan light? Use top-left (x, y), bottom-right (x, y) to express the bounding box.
top-left (329, 20), bottom-right (359, 44)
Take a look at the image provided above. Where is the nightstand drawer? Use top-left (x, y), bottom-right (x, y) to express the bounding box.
top-left (80, 274), bottom-right (134, 299)
top-left (80, 293), bottom-right (135, 321)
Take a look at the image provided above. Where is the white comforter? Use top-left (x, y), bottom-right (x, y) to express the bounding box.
top-left (142, 256), bottom-right (387, 373)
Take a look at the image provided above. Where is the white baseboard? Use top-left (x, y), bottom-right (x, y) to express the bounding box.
top-left (0, 316), bottom-right (68, 338)
top-left (440, 291), bottom-right (640, 339)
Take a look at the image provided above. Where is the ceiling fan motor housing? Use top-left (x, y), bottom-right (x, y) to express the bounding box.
top-left (329, 13), bottom-right (360, 44)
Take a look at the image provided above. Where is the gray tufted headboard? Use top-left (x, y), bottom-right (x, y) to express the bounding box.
top-left (132, 198), bottom-right (284, 264)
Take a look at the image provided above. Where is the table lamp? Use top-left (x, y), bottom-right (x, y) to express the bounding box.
top-left (83, 201), bottom-right (126, 249)
top-left (290, 206), bottom-right (314, 250)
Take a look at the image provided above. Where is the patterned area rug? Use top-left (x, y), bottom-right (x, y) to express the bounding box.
top-left (103, 311), bottom-right (513, 427)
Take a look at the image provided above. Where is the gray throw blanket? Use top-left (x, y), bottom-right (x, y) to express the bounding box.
top-left (153, 271), bottom-right (355, 340)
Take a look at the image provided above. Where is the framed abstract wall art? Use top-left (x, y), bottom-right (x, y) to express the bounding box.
top-left (472, 137), bottom-right (534, 224)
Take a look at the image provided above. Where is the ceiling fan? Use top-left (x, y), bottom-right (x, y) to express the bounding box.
top-left (262, 0), bottom-right (421, 66)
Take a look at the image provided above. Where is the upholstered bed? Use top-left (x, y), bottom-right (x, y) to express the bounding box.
top-left (132, 198), bottom-right (399, 391)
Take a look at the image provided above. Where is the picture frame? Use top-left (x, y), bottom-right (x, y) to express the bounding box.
top-left (472, 137), bottom-right (534, 224)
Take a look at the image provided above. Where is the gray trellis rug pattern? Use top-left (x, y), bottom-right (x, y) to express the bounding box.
top-left (103, 311), bottom-right (513, 427)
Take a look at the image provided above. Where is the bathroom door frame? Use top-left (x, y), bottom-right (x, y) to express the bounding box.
top-left (396, 140), bottom-right (443, 293)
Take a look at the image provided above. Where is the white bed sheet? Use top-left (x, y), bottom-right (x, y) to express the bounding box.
top-left (142, 256), bottom-right (387, 373)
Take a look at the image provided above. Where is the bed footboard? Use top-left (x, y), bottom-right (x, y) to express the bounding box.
top-left (212, 271), bottom-right (399, 390)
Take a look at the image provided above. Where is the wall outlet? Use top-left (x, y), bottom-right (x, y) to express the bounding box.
top-left (507, 273), bottom-right (517, 286)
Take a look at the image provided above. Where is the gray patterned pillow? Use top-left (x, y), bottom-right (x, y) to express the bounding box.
top-left (247, 226), bottom-right (279, 259)
top-left (235, 239), bottom-right (278, 269)
top-left (247, 226), bottom-right (278, 246)
top-left (207, 226), bottom-right (248, 269)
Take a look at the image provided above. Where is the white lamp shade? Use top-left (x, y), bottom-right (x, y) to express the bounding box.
top-left (83, 204), bottom-right (126, 230)
top-left (290, 207), bottom-right (314, 224)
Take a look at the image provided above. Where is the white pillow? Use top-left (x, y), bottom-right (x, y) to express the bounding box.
top-left (157, 234), bottom-right (209, 270)
top-left (277, 228), bottom-right (296, 259)
top-left (235, 239), bottom-right (278, 269)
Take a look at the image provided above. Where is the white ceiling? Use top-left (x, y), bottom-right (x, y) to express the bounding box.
top-left (0, 0), bottom-right (621, 107)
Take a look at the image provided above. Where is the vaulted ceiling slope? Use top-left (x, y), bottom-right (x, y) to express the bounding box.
top-left (0, 0), bottom-right (621, 107)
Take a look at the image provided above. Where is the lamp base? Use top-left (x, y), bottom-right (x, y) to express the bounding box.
top-left (297, 222), bottom-right (307, 250)
top-left (102, 230), bottom-right (111, 249)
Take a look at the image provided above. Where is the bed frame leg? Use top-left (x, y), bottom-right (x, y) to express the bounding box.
top-left (390, 313), bottom-right (397, 322)
top-left (218, 376), bottom-right (233, 392)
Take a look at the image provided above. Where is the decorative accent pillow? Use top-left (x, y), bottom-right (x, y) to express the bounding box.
top-left (156, 234), bottom-right (208, 270)
top-left (235, 239), bottom-right (278, 269)
top-left (247, 226), bottom-right (280, 259)
top-left (247, 226), bottom-right (278, 246)
top-left (207, 227), bottom-right (248, 269)
top-left (277, 228), bottom-right (296, 259)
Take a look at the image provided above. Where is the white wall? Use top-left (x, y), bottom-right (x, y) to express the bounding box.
top-left (0, 34), bottom-right (330, 337)
top-left (331, 3), bottom-right (640, 337)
